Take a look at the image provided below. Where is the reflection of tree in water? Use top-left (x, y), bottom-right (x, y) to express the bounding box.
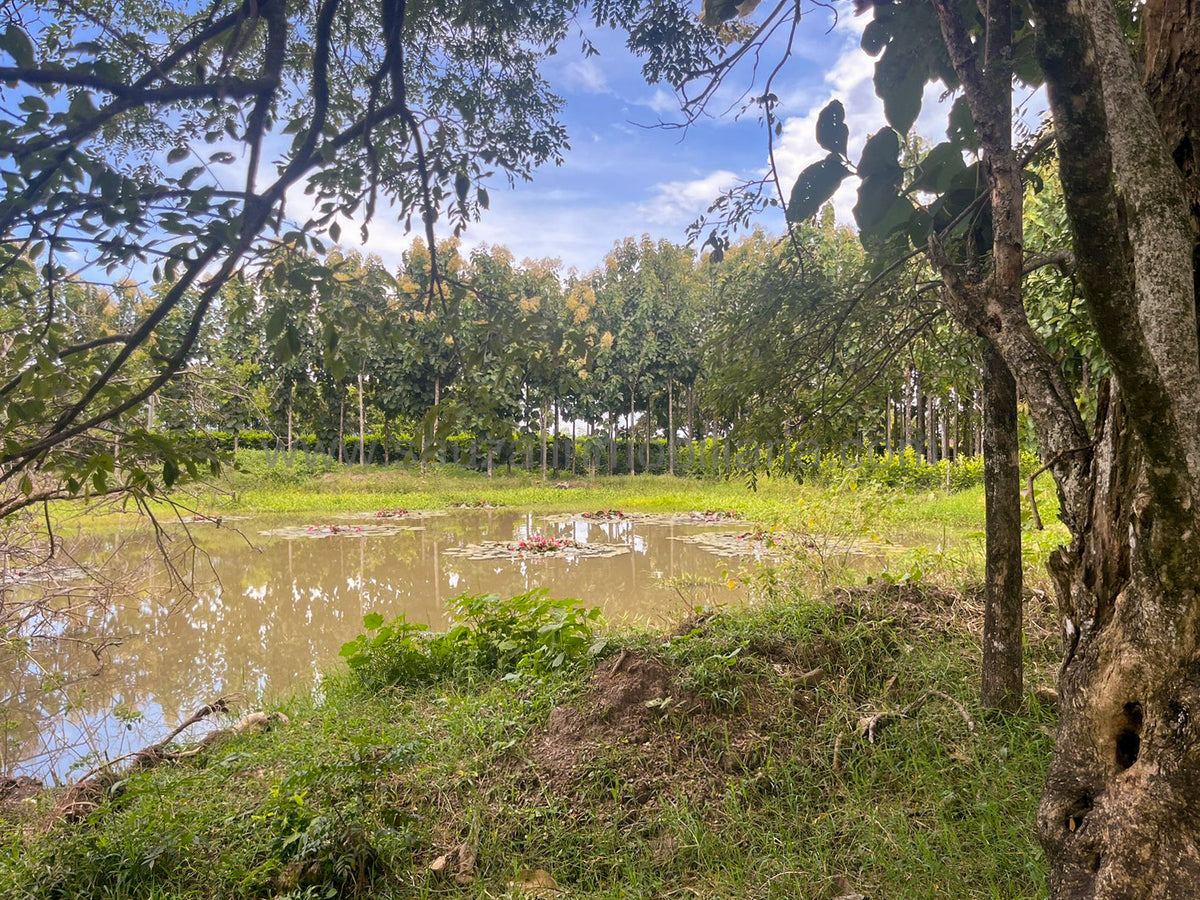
top-left (5, 511), bottom-right (753, 778)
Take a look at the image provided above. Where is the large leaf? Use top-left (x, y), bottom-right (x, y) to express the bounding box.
top-left (910, 141), bottom-right (968, 195)
top-left (816, 100), bottom-right (849, 157)
top-left (854, 177), bottom-right (918, 245)
top-left (786, 154), bottom-right (849, 223)
top-left (876, 44), bottom-right (926, 135)
top-left (947, 95), bottom-right (980, 150)
top-left (702, 0), bottom-right (740, 26)
top-left (861, 18), bottom-right (890, 56)
top-left (857, 129), bottom-right (902, 185)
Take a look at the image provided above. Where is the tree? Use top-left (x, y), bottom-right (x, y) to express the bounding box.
top-left (690, 0), bottom-right (1200, 892)
top-left (0, 0), bottom-right (575, 514)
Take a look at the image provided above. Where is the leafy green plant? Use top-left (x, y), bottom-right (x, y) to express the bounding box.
top-left (339, 590), bottom-right (606, 692)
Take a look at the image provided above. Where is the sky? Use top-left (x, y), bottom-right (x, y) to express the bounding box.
top-left (343, 2), bottom-right (933, 275)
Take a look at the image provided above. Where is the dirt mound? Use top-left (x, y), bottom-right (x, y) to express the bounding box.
top-left (521, 647), bottom-right (803, 817)
top-left (530, 650), bottom-right (694, 785)
top-left (0, 776), bottom-right (43, 818)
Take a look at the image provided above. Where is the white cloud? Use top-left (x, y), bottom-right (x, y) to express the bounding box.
top-left (636, 169), bottom-right (744, 228)
top-left (645, 87), bottom-right (681, 117)
top-left (563, 56), bottom-right (610, 95)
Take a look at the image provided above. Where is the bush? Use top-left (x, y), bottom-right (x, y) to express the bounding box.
top-left (338, 590), bottom-right (606, 691)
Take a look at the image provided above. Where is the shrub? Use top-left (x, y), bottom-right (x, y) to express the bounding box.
top-left (338, 590), bottom-right (606, 691)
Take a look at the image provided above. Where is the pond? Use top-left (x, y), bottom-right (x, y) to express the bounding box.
top-left (3, 508), bottom-right (781, 782)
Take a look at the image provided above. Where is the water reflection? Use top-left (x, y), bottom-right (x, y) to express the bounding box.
top-left (2, 510), bottom-right (752, 781)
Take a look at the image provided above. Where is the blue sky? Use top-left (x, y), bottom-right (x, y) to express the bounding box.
top-left (350, 3), bottom-right (859, 273)
top-left (346, 2), bottom-right (1048, 275)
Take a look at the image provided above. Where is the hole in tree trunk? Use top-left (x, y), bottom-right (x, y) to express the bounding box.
top-left (1115, 701), bottom-right (1143, 770)
top-left (1065, 794), bottom-right (1093, 833)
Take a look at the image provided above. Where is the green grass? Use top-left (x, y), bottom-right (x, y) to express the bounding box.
top-left (9, 463), bottom-right (1071, 898)
top-left (0, 580), bottom-right (1060, 899)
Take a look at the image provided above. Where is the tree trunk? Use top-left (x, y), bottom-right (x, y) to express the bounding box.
top-left (645, 392), bottom-right (653, 472)
top-left (904, 369), bottom-right (914, 450)
top-left (923, 0), bottom-right (1200, 893)
top-left (628, 386), bottom-right (636, 475)
top-left (337, 393), bottom-right (345, 464)
top-left (981, 347), bottom-right (1023, 710)
top-left (357, 371), bottom-right (366, 467)
top-left (541, 402), bottom-right (548, 481)
top-left (607, 416), bottom-right (614, 476)
top-left (1020, 1), bottom-right (1200, 894)
top-left (668, 381), bottom-right (676, 475)
top-left (885, 394), bottom-right (894, 456)
top-left (916, 387), bottom-right (927, 460)
top-left (554, 396), bottom-right (561, 476)
top-left (941, 402), bottom-right (951, 463)
top-left (952, 393), bottom-right (960, 461)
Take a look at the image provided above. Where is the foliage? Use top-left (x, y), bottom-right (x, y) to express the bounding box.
top-left (338, 589), bottom-right (606, 691)
top-left (0, 0), bottom-right (588, 515)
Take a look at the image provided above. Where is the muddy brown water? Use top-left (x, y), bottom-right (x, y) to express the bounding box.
top-left (3, 510), bottom-right (776, 782)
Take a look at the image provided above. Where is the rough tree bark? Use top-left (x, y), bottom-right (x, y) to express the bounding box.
top-left (982, 347), bottom-right (1024, 711)
top-left (930, 0), bottom-right (1030, 713)
top-left (1013, 1), bottom-right (1200, 895)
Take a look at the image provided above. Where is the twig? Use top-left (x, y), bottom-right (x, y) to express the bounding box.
top-left (51, 696), bottom-right (233, 822)
top-left (857, 688), bottom-right (976, 743)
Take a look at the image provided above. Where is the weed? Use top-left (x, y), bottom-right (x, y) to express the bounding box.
top-left (338, 589), bottom-right (607, 692)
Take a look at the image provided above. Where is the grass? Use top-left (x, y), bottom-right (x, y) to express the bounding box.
top-left (0, 579), bottom-right (1061, 899)
top-left (6, 461), bottom-right (1071, 898)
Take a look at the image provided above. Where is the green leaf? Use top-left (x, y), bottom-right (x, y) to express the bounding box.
top-left (68, 91), bottom-right (97, 121)
top-left (947, 95), bottom-right (980, 150)
top-left (854, 176), bottom-right (915, 241)
top-left (815, 100), bottom-right (849, 157)
top-left (0, 25), bottom-right (35, 67)
top-left (363, 612), bottom-right (385, 630)
top-left (856, 129), bottom-right (902, 184)
top-left (785, 154), bottom-right (849, 224)
top-left (861, 18), bottom-right (890, 56)
top-left (910, 141), bottom-right (967, 194)
top-left (702, 0), bottom-right (740, 26)
top-left (18, 473), bottom-right (32, 496)
top-left (167, 147), bottom-right (189, 164)
top-left (454, 172), bottom-right (470, 204)
top-left (265, 305), bottom-right (287, 341)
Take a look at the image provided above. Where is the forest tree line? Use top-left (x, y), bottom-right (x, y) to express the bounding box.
top-left (54, 174), bottom-right (1093, 482)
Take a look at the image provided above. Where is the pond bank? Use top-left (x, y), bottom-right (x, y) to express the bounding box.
top-left (1, 581), bottom-right (1061, 899)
